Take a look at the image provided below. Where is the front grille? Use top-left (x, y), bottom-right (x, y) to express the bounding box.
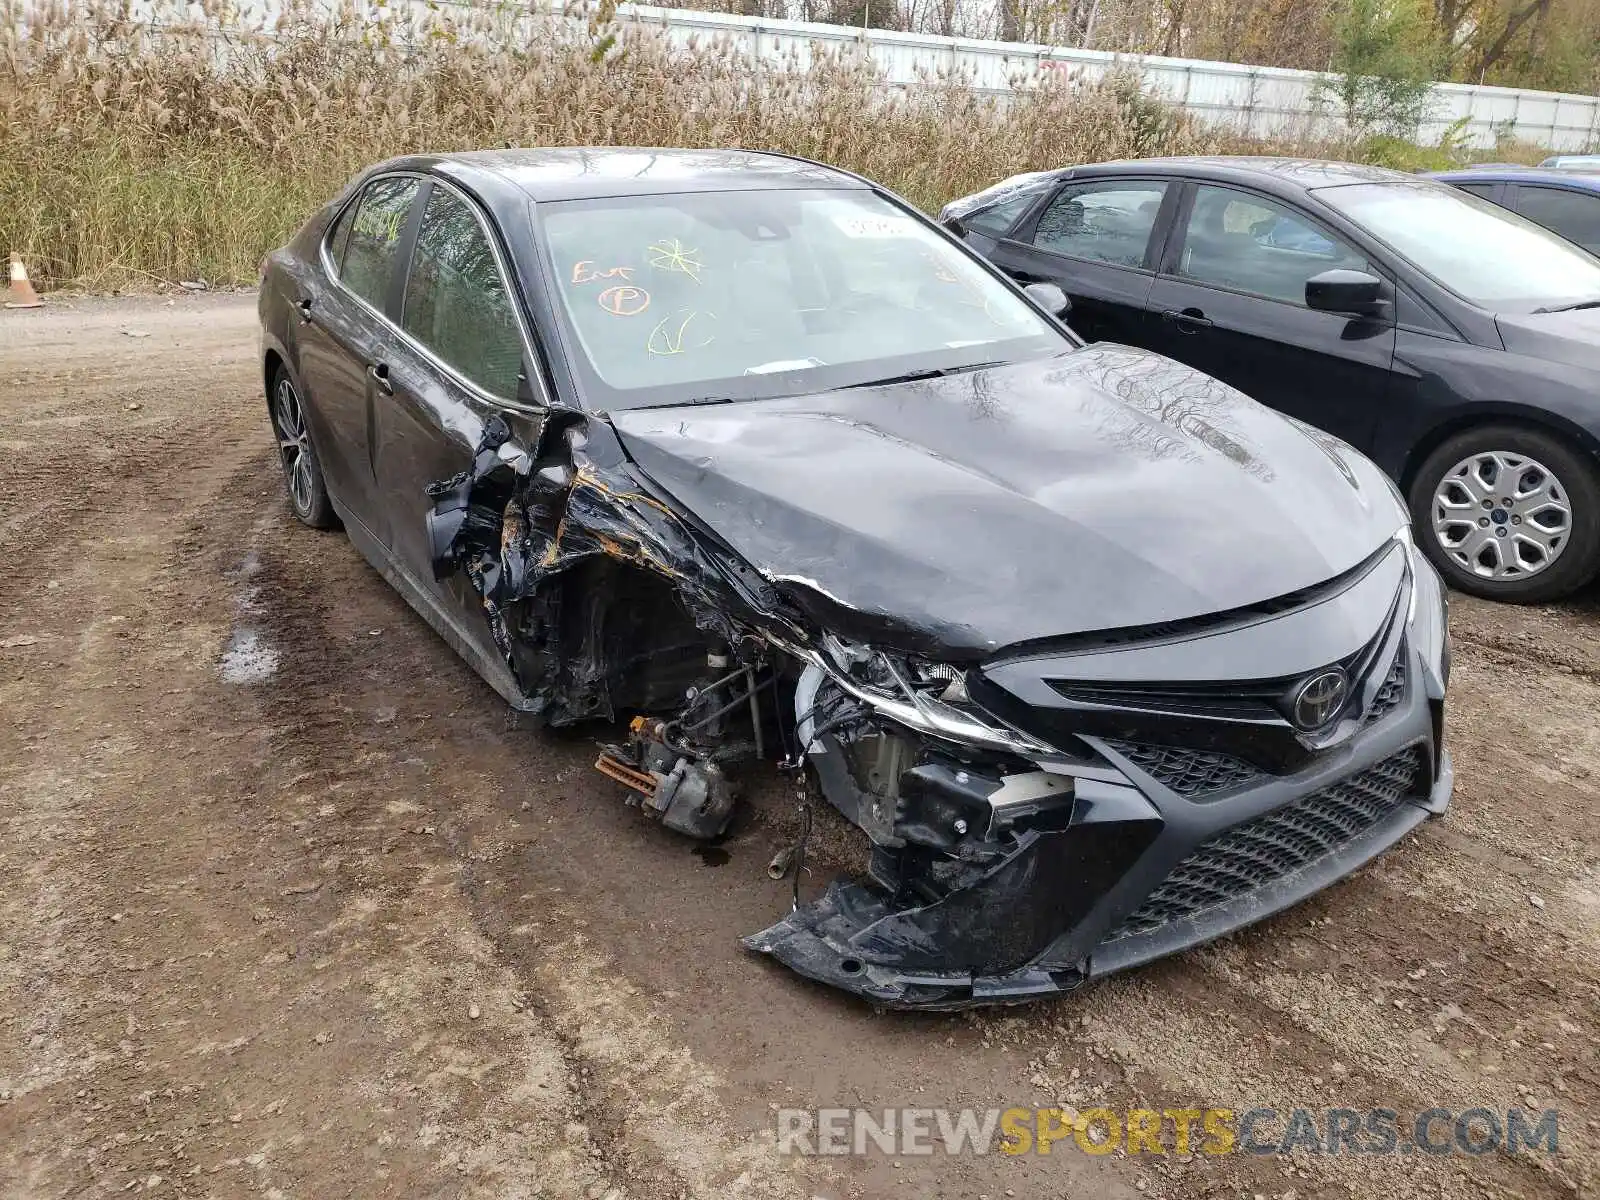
top-left (1102, 740), bottom-right (1261, 799)
top-left (1365, 649), bottom-right (1408, 725)
top-left (1105, 748), bottom-right (1424, 940)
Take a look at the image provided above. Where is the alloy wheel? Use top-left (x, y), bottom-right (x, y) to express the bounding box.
top-left (1430, 450), bottom-right (1571, 580)
top-left (272, 376), bottom-right (315, 517)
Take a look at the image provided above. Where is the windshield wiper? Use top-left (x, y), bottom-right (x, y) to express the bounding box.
top-left (838, 360), bottom-right (1008, 390)
top-left (1533, 298), bottom-right (1600, 313)
top-left (624, 395), bottom-right (745, 412)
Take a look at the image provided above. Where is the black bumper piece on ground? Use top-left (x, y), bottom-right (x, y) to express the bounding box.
top-left (744, 693), bottom-right (1452, 1011)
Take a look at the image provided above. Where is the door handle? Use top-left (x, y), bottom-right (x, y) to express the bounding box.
top-left (1161, 307), bottom-right (1212, 333)
top-left (295, 297), bottom-right (314, 324)
top-left (367, 362), bottom-right (394, 395)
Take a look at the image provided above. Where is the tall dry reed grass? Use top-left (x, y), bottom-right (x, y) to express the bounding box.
top-left (0, 0), bottom-right (1299, 288)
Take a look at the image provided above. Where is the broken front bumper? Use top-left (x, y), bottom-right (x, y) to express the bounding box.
top-left (744, 648), bottom-right (1451, 1011)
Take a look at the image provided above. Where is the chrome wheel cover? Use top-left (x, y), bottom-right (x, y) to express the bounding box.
top-left (1431, 450), bottom-right (1571, 580)
top-left (272, 377), bottom-right (315, 516)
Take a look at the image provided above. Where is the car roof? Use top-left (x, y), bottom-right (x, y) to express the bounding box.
top-left (1067, 156), bottom-right (1417, 190)
top-left (400, 147), bottom-right (865, 202)
top-left (1429, 165), bottom-right (1600, 190)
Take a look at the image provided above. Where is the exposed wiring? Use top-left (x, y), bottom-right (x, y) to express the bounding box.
top-left (791, 794), bottom-right (812, 913)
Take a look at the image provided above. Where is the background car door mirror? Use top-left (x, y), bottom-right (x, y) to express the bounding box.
top-left (1024, 281), bottom-right (1072, 317)
top-left (1306, 269), bottom-right (1387, 317)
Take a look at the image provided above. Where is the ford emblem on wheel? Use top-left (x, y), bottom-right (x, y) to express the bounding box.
top-left (1291, 669), bottom-right (1350, 730)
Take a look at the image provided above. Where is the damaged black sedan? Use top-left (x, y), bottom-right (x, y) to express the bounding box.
top-left (259, 148), bottom-right (1452, 1010)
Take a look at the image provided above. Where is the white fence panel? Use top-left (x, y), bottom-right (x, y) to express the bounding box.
top-left (577, 1), bottom-right (1600, 149)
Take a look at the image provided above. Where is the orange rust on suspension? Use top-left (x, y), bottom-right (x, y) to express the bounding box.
top-left (594, 751), bottom-right (657, 795)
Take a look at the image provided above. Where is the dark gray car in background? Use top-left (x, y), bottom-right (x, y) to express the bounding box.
top-left (944, 157), bottom-right (1600, 604)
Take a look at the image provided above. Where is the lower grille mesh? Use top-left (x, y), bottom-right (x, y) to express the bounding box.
top-left (1365, 650), bottom-right (1408, 725)
top-left (1106, 748), bottom-right (1424, 940)
top-left (1102, 740), bottom-right (1260, 798)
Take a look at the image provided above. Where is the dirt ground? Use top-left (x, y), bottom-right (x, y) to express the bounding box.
top-left (0, 292), bottom-right (1596, 1200)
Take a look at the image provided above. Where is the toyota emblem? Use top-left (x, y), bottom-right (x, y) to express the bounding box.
top-left (1291, 668), bottom-right (1349, 730)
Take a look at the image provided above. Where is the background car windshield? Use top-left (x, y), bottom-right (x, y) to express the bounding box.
top-left (539, 189), bottom-right (1062, 408)
top-left (1317, 181), bottom-right (1600, 311)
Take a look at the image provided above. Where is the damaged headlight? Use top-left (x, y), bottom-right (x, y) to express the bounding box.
top-left (808, 634), bottom-right (1051, 757)
top-left (1405, 538), bottom-right (1451, 689)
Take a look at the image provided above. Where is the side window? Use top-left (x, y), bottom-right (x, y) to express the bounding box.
top-left (1455, 182), bottom-right (1501, 202)
top-left (341, 176), bottom-right (421, 311)
top-left (1175, 185), bottom-right (1368, 306)
top-left (1513, 186), bottom-right (1600, 254)
top-left (966, 191), bottom-right (1042, 238)
top-left (326, 201), bottom-right (356, 269)
top-left (1028, 181), bottom-right (1167, 268)
top-left (402, 188), bottom-right (524, 402)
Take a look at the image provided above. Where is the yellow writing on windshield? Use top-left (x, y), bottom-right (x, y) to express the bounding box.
top-left (647, 238), bottom-right (704, 283)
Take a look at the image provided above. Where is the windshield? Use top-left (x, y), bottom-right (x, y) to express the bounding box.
top-left (537, 188), bottom-right (1065, 409)
top-left (1316, 180), bottom-right (1600, 312)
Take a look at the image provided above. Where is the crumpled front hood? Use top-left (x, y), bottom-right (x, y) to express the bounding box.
top-left (609, 346), bottom-right (1404, 660)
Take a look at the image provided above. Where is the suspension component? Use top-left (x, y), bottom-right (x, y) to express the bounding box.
top-left (595, 716), bottom-right (737, 839)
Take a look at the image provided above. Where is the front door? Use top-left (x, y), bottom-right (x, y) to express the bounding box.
top-left (984, 178), bottom-right (1174, 345)
top-left (1143, 182), bottom-right (1396, 454)
top-left (371, 180), bottom-right (545, 670)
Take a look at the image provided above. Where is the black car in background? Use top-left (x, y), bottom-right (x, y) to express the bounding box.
top-left (259, 148), bottom-right (1450, 1009)
top-left (943, 158), bottom-right (1600, 603)
top-left (1427, 166), bottom-right (1600, 255)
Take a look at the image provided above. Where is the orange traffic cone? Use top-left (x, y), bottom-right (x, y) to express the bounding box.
top-left (6, 254), bottom-right (43, 309)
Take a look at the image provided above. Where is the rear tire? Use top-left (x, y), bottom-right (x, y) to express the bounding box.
top-left (1408, 424), bottom-right (1600, 603)
top-left (268, 365), bottom-right (338, 531)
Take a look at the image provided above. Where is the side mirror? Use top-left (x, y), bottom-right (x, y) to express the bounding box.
top-left (1024, 281), bottom-right (1072, 318)
top-left (1306, 269), bottom-right (1388, 318)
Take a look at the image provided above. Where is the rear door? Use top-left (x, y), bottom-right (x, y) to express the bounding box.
top-left (295, 174), bottom-right (422, 537)
top-left (1507, 183), bottom-right (1600, 254)
top-left (1143, 181), bottom-right (1397, 453)
top-left (371, 178), bottom-right (546, 657)
top-left (983, 177), bottom-right (1174, 344)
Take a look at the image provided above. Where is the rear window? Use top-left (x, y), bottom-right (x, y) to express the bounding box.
top-left (1028, 181), bottom-right (1167, 268)
top-left (964, 192), bottom-right (1039, 238)
top-left (326, 202), bottom-right (356, 267)
top-left (339, 176), bottom-right (420, 311)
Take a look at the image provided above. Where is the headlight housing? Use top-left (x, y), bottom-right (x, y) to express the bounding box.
top-left (811, 635), bottom-right (1050, 757)
top-left (1405, 540), bottom-right (1450, 689)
